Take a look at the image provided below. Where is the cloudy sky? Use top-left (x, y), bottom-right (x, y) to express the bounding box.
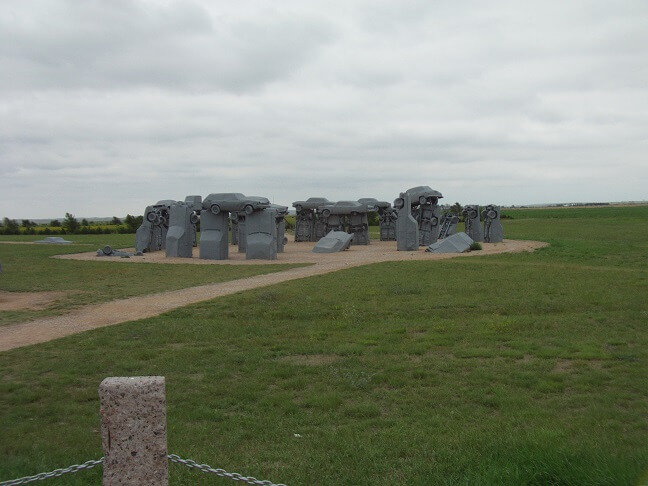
top-left (1, 0), bottom-right (647, 218)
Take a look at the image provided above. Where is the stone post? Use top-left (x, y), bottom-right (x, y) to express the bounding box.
top-left (99, 376), bottom-right (168, 485)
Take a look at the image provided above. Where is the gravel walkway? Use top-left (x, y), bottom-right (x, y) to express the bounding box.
top-left (0, 239), bottom-right (547, 351)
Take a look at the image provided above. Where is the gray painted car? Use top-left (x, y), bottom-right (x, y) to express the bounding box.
top-left (203, 193), bottom-right (270, 215)
top-left (293, 197), bottom-right (332, 212)
top-left (319, 201), bottom-right (368, 217)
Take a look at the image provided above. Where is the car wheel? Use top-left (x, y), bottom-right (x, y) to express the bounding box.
top-left (103, 245), bottom-right (113, 255)
top-left (190, 213), bottom-right (199, 224)
top-left (321, 209), bottom-right (330, 218)
top-left (394, 198), bottom-right (404, 210)
top-left (431, 217), bottom-right (438, 226)
top-left (487, 210), bottom-right (497, 219)
top-left (244, 204), bottom-right (254, 215)
top-left (210, 204), bottom-right (221, 215)
top-left (146, 212), bottom-right (156, 222)
top-left (419, 196), bottom-right (427, 205)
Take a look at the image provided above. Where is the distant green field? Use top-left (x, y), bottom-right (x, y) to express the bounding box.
top-left (0, 206), bottom-right (647, 485)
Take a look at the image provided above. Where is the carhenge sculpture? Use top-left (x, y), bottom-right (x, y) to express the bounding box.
top-left (293, 197), bottom-right (331, 242)
top-left (377, 203), bottom-right (397, 241)
top-left (320, 201), bottom-right (370, 245)
top-left (358, 198), bottom-right (394, 242)
top-left (462, 205), bottom-right (483, 242)
top-left (200, 193), bottom-right (271, 260)
top-left (482, 204), bottom-right (503, 243)
top-left (408, 186), bottom-right (443, 246)
top-left (135, 200), bottom-right (175, 253)
top-left (393, 186), bottom-right (443, 248)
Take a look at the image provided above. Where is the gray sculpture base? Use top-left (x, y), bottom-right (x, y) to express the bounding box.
top-left (277, 220), bottom-right (286, 252)
top-left (426, 232), bottom-right (473, 253)
top-left (348, 213), bottom-right (370, 245)
top-left (313, 219), bottom-right (328, 240)
top-left (485, 221), bottom-right (504, 242)
top-left (463, 205), bottom-right (483, 242)
top-left (200, 212), bottom-right (229, 260)
top-left (483, 205), bottom-right (504, 243)
top-left (419, 204), bottom-right (440, 246)
top-left (166, 204), bottom-right (194, 258)
top-left (294, 211), bottom-right (314, 242)
top-left (395, 192), bottom-right (419, 251)
top-left (379, 208), bottom-right (397, 241)
top-left (238, 217), bottom-right (247, 253)
top-left (135, 218), bottom-right (153, 253)
top-left (312, 231), bottom-right (354, 253)
top-left (245, 209), bottom-right (277, 260)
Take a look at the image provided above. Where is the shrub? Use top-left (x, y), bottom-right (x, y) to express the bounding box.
top-left (469, 242), bottom-right (482, 251)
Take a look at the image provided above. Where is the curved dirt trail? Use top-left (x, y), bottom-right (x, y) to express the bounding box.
top-left (0, 239), bottom-right (547, 351)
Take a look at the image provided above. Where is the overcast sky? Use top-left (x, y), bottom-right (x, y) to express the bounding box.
top-left (1, 0), bottom-right (647, 218)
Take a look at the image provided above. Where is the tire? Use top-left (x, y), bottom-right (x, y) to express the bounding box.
top-left (146, 212), bottom-right (156, 222)
top-left (244, 204), bottom-right (254, 215)
top-left (394, 198), bottom-right (404, 210)
top-left (487, 210), bottom-right (497, 219)
top-left (419, 196), bottom-right (427, 205)
top-left (430, 217), bottom-right (438, 226)
top-left (210, 204), bottom-right (221, 215)
top-left (321, 209), bottom-right (330, 218)
top-left (103, 245), bottom-right (113, 255)
top-left (190, 213), bottom-right (199, 224)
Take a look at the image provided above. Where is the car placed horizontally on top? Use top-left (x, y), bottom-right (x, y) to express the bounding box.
top-left (202, 193), bottom-right (271, 215)
top-left (319, 201), bottom-right (368, 218)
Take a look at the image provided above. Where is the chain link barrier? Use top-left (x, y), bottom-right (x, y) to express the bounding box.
top-left (1, 454), bottom-right (285, 486)
top-left (168, 454), bottom-right (287, 486)
top-left (0, 458), bottom-right (104, 486)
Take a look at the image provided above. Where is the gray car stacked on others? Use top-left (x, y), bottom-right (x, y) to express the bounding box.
top-left (203, 193), bottom-right (271, 215)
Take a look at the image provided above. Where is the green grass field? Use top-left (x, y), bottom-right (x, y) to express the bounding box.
top-left (1, 206), bottom-right (647, 484)
top-left (0, 233), bottom-right (307, 325)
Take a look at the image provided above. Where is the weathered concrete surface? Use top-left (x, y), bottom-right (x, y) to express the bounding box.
top-left (99, 376), bottom-right (168, 486)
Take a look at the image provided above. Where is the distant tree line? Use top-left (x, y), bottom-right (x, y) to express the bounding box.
top-left (0, 214), bottom-right (143, 235)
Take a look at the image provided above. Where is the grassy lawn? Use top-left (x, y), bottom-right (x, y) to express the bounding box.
top-left (0, 233), bottom-right (307, 325)
top-left (0, 206), bottom-right (647, 484)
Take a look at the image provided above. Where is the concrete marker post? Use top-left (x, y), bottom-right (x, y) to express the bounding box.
top-left (99, 376), bottom-right (168, 485)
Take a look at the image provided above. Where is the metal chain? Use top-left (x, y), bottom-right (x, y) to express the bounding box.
top-left (168, 454), bottom-right (287, 486)
top-left (0, 458), bottom-right (104, 486)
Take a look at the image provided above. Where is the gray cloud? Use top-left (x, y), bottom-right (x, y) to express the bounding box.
top-left (0, 1), bottom-right (336, 92)
top-left (1, 0), bottom-right (647, 218)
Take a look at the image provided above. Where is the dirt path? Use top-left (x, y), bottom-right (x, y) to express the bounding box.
top-left (0, 239), bottom-right (547, 352)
